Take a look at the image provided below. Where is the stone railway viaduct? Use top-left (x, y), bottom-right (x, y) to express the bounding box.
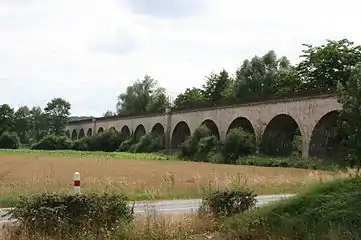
top-left (66, 93), bottom-right (342, 159)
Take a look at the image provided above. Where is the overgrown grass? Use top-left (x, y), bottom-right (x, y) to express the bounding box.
top-left (219, 174), bottom-right (361, 239)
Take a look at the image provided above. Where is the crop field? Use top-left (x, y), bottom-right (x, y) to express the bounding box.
top-left (0, 149), bottom-right (344, 207)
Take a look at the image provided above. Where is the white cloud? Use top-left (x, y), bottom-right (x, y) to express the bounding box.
top-left (1, 0), bottom-right (361, 116)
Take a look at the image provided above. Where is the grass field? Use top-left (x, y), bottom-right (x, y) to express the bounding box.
top-left (0, 149), bottom-right (345, 207)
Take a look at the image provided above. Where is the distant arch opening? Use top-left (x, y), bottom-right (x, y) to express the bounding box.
top-left (134, 124), bottom-right (146, 139)
top-left (171, 121), bottom-right (191, 148)
top-left (227, 117), bottom-right (255, 134)
top-left (97, 127), bottom-right (104, 134)
top-left (109, 127), bottom-right (117, 132)
top-left (66, 130), bottom-right (70, 138)
top-left (260, 114), bottom-right (302, 157)
top-left (309, 111), bottom-right (344, 162)
top-left (121, 125), bottom-right (131, 137)
top-left (71, 130), bottom-right (77, 140)
top-left (86, 128), bottom-right (92, 136)
top-left (200, 119), bottom-right (220, 139)
top-left (151, 123), bottom-right (165, 136)
top-left (78, 129), bottom-right (85, 139)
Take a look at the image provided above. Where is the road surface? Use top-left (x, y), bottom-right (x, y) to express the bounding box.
top-left (0, 194), bottom-right (295, 227)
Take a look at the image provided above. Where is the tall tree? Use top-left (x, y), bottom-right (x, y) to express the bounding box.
top-left (0, 104), bottom-right (15, 135)
top-left (116, 75), bottom-right (169, 114)
top-left (297, 39), bottom-right (361, 91)
top-left (173, 87), bottom-right (206, 108)
top-left (203, 69), bottom-right (234, 102)
top-left (103, 110), bottom-right (116, 117)
top-left (29, 106), bottom-right (49, 142)
top-left (14, 106), bottom-right (31, 143)
top-left (44, 98), bottom-right (71, 135)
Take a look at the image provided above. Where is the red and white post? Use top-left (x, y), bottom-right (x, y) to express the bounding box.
top-left (74, 172), bottom-right (81, 194)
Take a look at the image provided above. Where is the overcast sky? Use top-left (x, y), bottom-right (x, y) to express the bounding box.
top-left (1, 0), bottom-right (361, 116)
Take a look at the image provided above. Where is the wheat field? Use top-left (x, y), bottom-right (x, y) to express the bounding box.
top-left (0, 151), bottom-right (343, 206)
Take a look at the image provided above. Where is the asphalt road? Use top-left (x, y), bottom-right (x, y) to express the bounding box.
top-left (0, 194), bottom-right (295, 227)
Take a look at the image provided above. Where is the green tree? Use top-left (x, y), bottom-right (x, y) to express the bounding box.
top-left (338, 64), bottom-right (361, 168)
top-left (173, 87), bottom-right (206, 108)
top-left (30, 106), bottom-right (50, 141)
top-left (116, 75), bottom-right (169, 114)
top-left (297, 39), bottom-right (361, 91)
top-left (14, 106), bottom-right (32, 143)
top-left (203, 69), bottom-right (234, 102)
top-left (235, 50), bottom-right (292, 98)
top-left (0, 104), bottom-right (15, 135)
top-left (44, 98), bottom-right (71, 136)
top-left (103, 110), bottom-right (115, 117)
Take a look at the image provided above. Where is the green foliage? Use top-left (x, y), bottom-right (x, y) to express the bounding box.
top-left (75, 130), bottom-right (128, 152)
top-left (179, 125), bottom-right (212, 159)
top-left (132, 133), bottom-right (165, 153)
top-left (220, 177), bottom-right (361, 239)
top-left (338, 64), bottom-right (361, 168)
top-left (200, 188), bottom-right (257, 218)
top-left (5, 192), bottom-right (134, 239)
top-left (173, 87), bottom-right (206, 108)
top-left (30, 134), bottom-right (72, 150)
top-left (14, 106), bottom-right (32, 144)
top-left (44, 97), bottom-right (71, 136)
top-left (0, 131), bottom-right (20, 149)
top-left (203, 69), bottom-right (234, 102)
top-left (193, 135), bottom-right (220, 162)
top-left (222, 128), bottom-right (256, 164)
top-left (0, 104), bottom-right (15, 135)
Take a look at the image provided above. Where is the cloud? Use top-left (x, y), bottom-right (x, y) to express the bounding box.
top-left (1, 0), bottom-right (361, 117)
top-left (121, 0), bottom-right (208, 18)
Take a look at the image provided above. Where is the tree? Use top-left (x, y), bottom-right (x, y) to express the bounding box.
top-left (0, 104), bottom-right (15, 135)
top-left (30, 106), bottom-right (50, 141)
top-left (203, 69), bottom-right (234, 102)
top-left (297, 39), bottom-right (361, 91)
top-left (338, 64), bottom-right (361, 168)
top-left (103, 110), bottom-right (116, 117)
top-left (44, 98), bottom-right (71, 136)
top-left (234, 50), bottom-right (292, 98)
top-left (116, 75), bottom-right (169, 114)
top-left (14, 106), bottom-right (31, 143)
top-left (173, 87), bottom-right (206, 108)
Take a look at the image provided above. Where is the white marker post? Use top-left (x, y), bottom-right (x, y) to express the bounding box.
top-left (74, 172), bottom-right (81, 194)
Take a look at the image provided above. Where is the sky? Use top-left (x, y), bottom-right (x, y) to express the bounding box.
top-left (1, 0), bottom-right (361, 116)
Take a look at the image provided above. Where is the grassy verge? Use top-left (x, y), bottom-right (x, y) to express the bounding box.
top-left (219, 175), bottom-right (361, 239)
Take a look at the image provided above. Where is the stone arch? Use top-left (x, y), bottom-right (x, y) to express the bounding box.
top-left (260, 114), bottom-right (302, 157)
top-left (121, 125), bottom-right (131, 137)
top-left (78, 129), bottom-right (85, 139)
top-left (86, 128), bottom-right (92, 136)
top-left (171, 121), bottom-right (191, 148)
top-left (200, 119), bottom-right (220, 139)
top-left (134, 124), bottom-right (146, 139)
top-left (71, 129), bottom-right (77, 140)
top-left (97, 127), bottom-right (104, 134)
top-left (309, 110), bottom-right (343, 161)
top-left (66, 130), bottom-right (70, 138)
top-left (109, 126), bottom-right (117, 132)
top-left (227, 117), bottom-right (255, 134)
top-left (151, 123), bottom-right (165, 136)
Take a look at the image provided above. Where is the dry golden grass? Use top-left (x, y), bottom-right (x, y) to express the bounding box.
top-left (0, 152), bottom-right (346, 206)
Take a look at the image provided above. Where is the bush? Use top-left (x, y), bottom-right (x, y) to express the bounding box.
top-left (133, 133), bottom-right (165, 153)
top-left (75, 130), bottom-right (128, 152)
top-left (118, 137), bottom-right (138, 152)
top-left (193, 135), bottom-right (220, 162)
top-left (5, 192), bottom-right (134, 239)
top-left (200, 188), bottom-right (257, 218)
top-left (0, 131), bottom-right (20, 149)
top-left (221, 128), bottom-right (256, 164)
top-left (179, 125), bottom-right (212, 158)
top-left (30, 134), bottom-right (72, 150)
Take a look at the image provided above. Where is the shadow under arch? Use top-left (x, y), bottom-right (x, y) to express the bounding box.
top-left (227, 117), bottom-right (255, 134)
top-left (78, 129), bottom-right (85, 139)
top-left (171, 121), bottom-right (191, 148)
top-left (71, 130), bottom-right (77, 140)
top-left (260, 114), bottom-right (302, 157)
top-left (134, 124), bottom-right (146, 139)
top-left (86, 128), bottom-right (92, 136)
top-left (309, 110), bottom-right (344, 162)
top-left (151, 123), bottom-right (165, 136)
top-left (97, 127), bottom-right (104, 134)
top-left (121, 125), bottom-right (131, 137)
top-left (200, 119), bottom-right (220, 139)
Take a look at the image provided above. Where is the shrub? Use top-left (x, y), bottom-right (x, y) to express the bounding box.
top-left (222, 128), bottom-right (256, 164)
top-left (118, 137), bottom-right (138, 152)
top-left (72, 139), bottom-right (89, 151)
top-left (5, 192), bottom-right (134, 239)
top-left (30, 134), bottom-right (72, 150)
top-left (200, 188), bottom-right (257, 218)
top-left (193, 135), bottom-right (220, 162)
top-left (179, 125), bottom-right (212, 158)
top-left (0, 131), bottom-right (20, 149)
top-left (133, 133), bottom-right (165, 153)
top-left (76, 130), bottom-right (128, 152)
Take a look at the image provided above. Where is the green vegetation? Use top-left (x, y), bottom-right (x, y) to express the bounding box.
top-left (219, 176), bottom-right (361, 239)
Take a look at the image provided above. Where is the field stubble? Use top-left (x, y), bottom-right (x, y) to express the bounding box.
top-left (0, 151), bottom-right (346, 206)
